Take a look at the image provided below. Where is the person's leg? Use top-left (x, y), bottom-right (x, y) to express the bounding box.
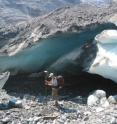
top-left (52, 88), bottom-right (59, 106)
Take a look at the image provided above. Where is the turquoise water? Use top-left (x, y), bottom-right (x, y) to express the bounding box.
top-left (0, 23), bottom-right (116, 75)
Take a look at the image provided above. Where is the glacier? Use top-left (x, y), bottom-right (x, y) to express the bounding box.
top-left (89, 30), bottom-right (117, 82)
top-left (0, 23), bottom-right (116, 78)
top-left (0, 2), bottom-right (117, 84)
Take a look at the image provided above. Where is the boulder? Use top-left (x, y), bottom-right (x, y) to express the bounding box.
top-left (87, 90), bottom-right (110, 108)
top-left (2, 117), bottom-right (10, 123)
top-left (108, 95), bottom-right (117, 104)
top-left (110, 117), bottom-right (117, 124)
top-left (100, 97), bottom-right (109, 108)
top-left (87, 90), bottom-right (107, 106)
top-left (96, 107), bottom-right (104, 112)
top-left (94, 90), bottom-right (106, 99)
top-left (87, 95), bottom-right (99, 106)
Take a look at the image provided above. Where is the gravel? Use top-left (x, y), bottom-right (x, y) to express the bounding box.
top-left (0, 89), bottom-right (116, 124)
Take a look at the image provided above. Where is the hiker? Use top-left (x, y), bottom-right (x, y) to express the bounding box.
top-left (45, 73), bottom-right (59, 106)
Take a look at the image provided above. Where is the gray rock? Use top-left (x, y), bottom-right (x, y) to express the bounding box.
top-left (27, 117), bottom-right (34, 122)
top-left (94, 90), bottom-right (106, 99)
top-left (58, 119), bottom-right (64, 124)
top-left (84, 111), bottom-right (91, 116)
top-left (110, 117), bottom-right (117, 124)
top-left (37, 122), bottom-right (41, 124)
top-left (100, 97), bottom-right (109, 108)
top-left (33, 116), bottom-right (40, 122)
top-left (61, 114), bottom-right (67, 121)
top-left (2, 117), bottom-right (10, 123)
top-left (87, 90), bottom-right (109, 107)
top-left (52, 119), bottom-right (60, 124)
top-left (84, 116), bottom-right (89, 121)
top-left (108, 96), bottom-right (117, 104)
top-left (87, 95), bottom-right (99, 106)
top-left (96, 107), bottom-right (104, 112)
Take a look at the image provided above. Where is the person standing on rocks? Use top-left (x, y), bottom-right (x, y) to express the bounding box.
top-left (45, 73), bottom-right (59, 106)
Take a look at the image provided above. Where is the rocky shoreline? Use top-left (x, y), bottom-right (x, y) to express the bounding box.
top-left (0, 89), bottom-right (117, 124)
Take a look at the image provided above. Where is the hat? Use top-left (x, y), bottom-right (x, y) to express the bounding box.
top-left (44, 70), bottom-right (48, 73)
top-left (49, 73), bottom-right (54, 77)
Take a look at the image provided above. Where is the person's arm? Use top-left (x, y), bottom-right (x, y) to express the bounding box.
top-left (45, 80), bottom-right (52, 86)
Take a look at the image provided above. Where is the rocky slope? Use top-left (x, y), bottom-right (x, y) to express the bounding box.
top-left (0, 0), bottom-right (81, 27)
top-left (0, 4), bottom-right (117, 56)
top-left (3, 0), bottom-right (113, 26)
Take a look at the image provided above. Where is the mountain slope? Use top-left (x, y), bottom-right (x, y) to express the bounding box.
top-left (0, 4), bottom-right (117, 56)
top-left (0, 0), bottom-right (81, 26)
top-left (0, 0), bottom-right (115, 27)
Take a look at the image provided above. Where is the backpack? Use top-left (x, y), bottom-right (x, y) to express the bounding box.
top-left (57, 75), bottom-right (64, 88)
